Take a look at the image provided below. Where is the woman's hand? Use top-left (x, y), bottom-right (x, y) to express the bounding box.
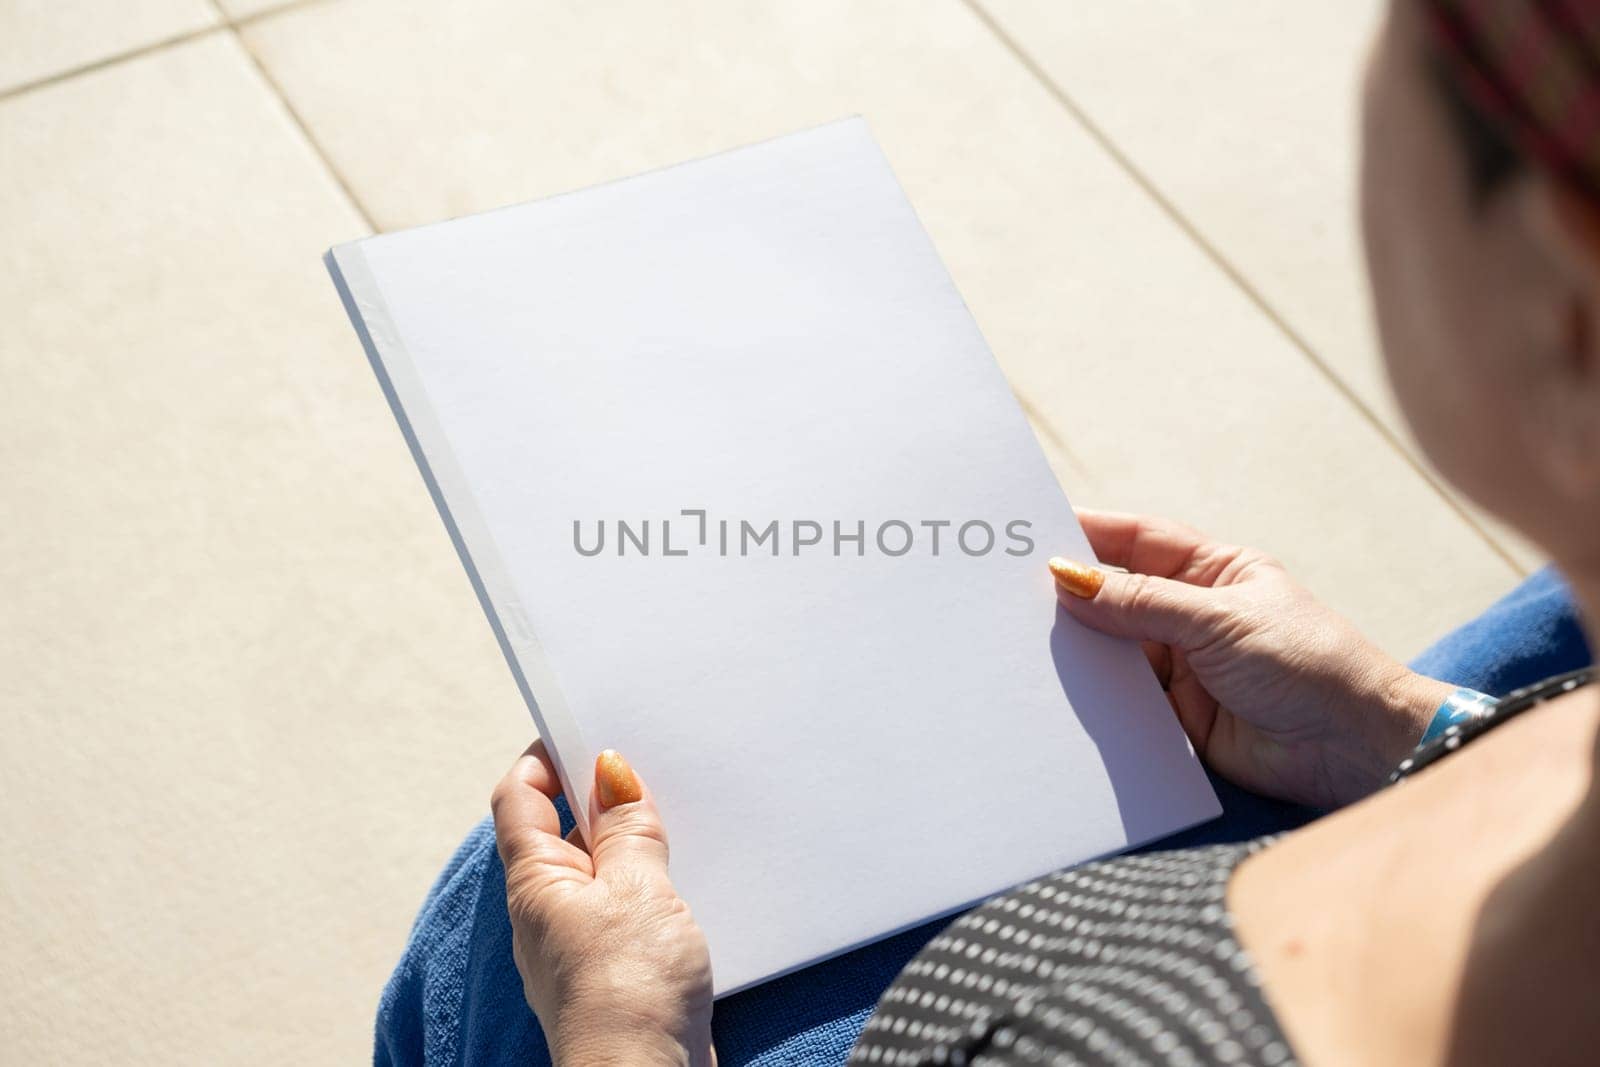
top-left (1052, 509), bottom-right (1454, 808)
top-left (491, 742), bottom-right (714, 1067)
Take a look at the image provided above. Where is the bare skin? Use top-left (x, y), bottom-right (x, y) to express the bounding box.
top-left (1231, 2), bottom-right (1600, 1063)
top-left (1230, 685), bottom-right (1600, 1067)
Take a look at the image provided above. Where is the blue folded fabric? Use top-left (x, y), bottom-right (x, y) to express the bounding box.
top-left (1408, 565), bottom-right (1591, 696)
top-left (375, 566), bottom-right (1590, 1066)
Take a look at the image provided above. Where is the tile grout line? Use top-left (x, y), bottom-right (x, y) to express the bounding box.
top-left (0, 0), bottom-right (326, 104)
top-left (209, 0), bottom-right (381, 235)
top-left (0, 23), bottom-right (223, 102)
top-left (960, 0), bottom-right (1526, 576)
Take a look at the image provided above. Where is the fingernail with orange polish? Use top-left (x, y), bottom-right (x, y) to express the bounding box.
top-left (1048, 556), bottom-right (1105, 599)
top-left (595, 749), bottom-right (643, 809)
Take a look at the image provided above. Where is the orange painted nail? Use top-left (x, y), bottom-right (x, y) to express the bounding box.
top-left (595, 749), bottom-right (643, 809)
top-left (1048, 556), bottom-right (1105, 599)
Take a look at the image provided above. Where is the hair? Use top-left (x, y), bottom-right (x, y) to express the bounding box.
top-left (1427, 50), bottom-right (1524, 205)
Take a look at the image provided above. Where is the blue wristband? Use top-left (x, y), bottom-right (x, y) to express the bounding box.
top-left (1419, 687), bottom-right (1497, 745)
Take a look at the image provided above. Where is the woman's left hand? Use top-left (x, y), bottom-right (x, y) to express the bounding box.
top-left (1053, 509), bottom-right (1453, 808)
top-left (491, 742), bottom-right (714, 1067)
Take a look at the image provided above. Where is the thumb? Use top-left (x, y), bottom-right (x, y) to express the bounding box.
top-left (1049, 556), bottom-right (1224, 649)
top-left (586, 749), bottom-right (671, 879)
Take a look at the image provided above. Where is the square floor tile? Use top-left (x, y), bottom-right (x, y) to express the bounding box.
top-left (0, 33), bottom-right (527, 1065)
top-left (0, 0), bottom-right (217, 94)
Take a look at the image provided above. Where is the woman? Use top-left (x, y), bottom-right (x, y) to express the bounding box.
top-left (383, 1), bottom-right (1600, 1063)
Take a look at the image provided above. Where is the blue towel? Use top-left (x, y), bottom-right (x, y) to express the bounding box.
top-left (375, 566), bottom-right (1590, 1066)
top-left (1408, 565), bottom-right (1591, 696)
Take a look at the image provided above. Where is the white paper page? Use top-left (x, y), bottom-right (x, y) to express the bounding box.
top-left (328, 118), bottom-right (1219, 996)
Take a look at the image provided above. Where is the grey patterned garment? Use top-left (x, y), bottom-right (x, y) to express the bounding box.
top-left (849, 839), bottom-right (1293, 1067)
top-left (851, 669), bottom-right (1597, 1066)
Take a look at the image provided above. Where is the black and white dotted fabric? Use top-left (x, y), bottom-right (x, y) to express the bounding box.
top-left (853, 669), bottom-right (1596, 1066)
top-left (849, 839), bottom-right (1295, 1067)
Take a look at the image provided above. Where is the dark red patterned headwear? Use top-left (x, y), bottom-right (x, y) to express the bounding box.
top-left (1426, 0), bottom-right (1600, 200)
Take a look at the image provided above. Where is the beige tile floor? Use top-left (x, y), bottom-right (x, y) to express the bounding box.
top-left (0, 2), bottom-right (1536, 1063)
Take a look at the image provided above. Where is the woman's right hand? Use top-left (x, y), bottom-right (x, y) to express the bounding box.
top-left (1052, 509), bottom-right (1454, 808)
top-left (492, 743), bottom-right (714, 1067)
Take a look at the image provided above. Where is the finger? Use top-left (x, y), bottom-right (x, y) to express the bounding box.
top-left (1052, 561), bottom-right (1226, 649)
top-left (491, 740), bottom-right (562, 833)
top-left (1166, 650), bottom-right (1220, 751)
top-left (1194, 710), bottom-right (1278, 797)
top-left (1165, 689), bottom-right (1218, 758)
top-left (491, 740), bottom-right (592, 875)
top-left (499, 823), bottom-right (595, 894)
top-left (585, 749), bottom-right (671, 880)
top-left (1073, 509), bottom-right (1231, 585)
top-left (1142, 640), bottom-right (1174, 689)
